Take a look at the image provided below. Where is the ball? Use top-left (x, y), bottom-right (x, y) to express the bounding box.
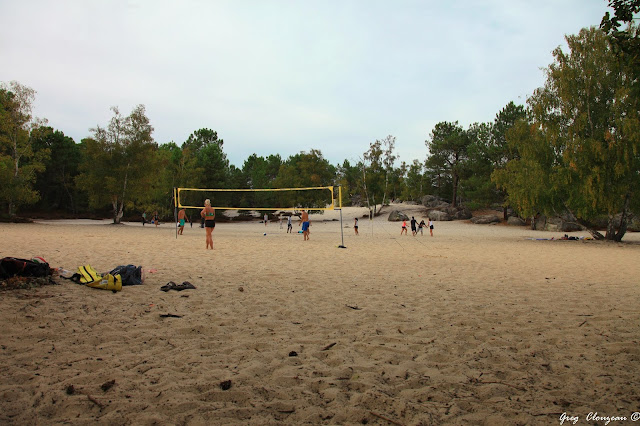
top-left (263, 233), bottom-right (267, 236)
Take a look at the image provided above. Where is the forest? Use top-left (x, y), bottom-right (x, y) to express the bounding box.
top-left (1, 3), bottom-right (639, 241)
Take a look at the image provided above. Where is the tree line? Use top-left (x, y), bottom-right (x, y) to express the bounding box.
top-left (1, 4), bottom-right (638, 240)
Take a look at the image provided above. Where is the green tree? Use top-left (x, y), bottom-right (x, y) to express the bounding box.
top-left (459, 122), bottom-right (493, 209)
top-left (425, 121), bottom-right (470, 207)
top-left (601, 0), bottom-right (640, 68)
top-left (76, 105), bottom-right (159, 223)
top-left (0, 81), bottom-right (49, 217)
top-left (494, 27), bottom-right (640, 240)
top-left (274, 150), bottom-right (336, 209)
top-left (335, 159), bottom-right (360, 206)
top-left (32, 127), bottom-right (80, 213)
top-left (360, 135), bottom-right (398, 215)
top-left (184, 128), bottom-right (229, 189)
top-left (402, 159), bottom-right (426, 201)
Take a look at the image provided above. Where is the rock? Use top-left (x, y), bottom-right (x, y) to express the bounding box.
top-left (387, 210), bottom-right (409, 221)
top-left (451, 207), bottom-right (472, 220)
top-left (535, 214), bottom-right (584, 232)
top-left (422, 195), bottom-right (450, 209)
top-left (471, 214), bottom-right (501, 224)
top-left (427, 210), bottom-right (451, 221)
top-left (507, 216), bottom-right (526, 226)
top-left (561, 222), bottom-right (583, 232)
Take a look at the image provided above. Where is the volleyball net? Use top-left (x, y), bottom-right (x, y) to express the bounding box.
top-left (174, 186), bottom-right (341, 211)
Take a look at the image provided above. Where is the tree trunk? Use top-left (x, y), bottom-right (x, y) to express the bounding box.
top-left (611, 192), bottom-right (630, 242)
top-left (451, 173), bottom-right (459, 208)
top-left (113, 164), bottom-right (130, 224)
top-left (112, 198), bottom-right (120, 224)
top-left (563, 206), bottom-right (604, 240)
top-left (503, 206), bottom-right (508, 221)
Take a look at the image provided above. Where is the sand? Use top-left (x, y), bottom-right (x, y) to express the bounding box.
top-left (1, 206), bottom-right (639, 425)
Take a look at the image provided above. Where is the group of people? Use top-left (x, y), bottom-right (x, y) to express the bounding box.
top-left (354, 216), bottom-right (433, 236)
top-left (264, 212), bottom-right (302, 235)
top-left (151, 205), bottom-right (433, 249)
top-left (174, 203), bottom-right (312, 249)
top-left (401, 216), bottom-right (433, 236)
top-left (141, 211), bottom-right (161, 228)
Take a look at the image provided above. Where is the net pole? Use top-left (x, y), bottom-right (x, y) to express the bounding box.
top-left (338, 186), bottom-right (346, 248)
top-left (174, 187), bottom-right (178, 240)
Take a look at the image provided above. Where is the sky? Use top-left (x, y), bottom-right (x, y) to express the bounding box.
top-left (0, 0), bottom-right (610, 168)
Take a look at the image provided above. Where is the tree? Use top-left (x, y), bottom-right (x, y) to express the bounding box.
top-left (425, 121), bottom-right (470, 207)
top-left (402, 160), bottom-right (425, 202)
top-left (0, 81), bottom-right (49, 217)
top-left (183, 128), bottom-right (229, 189)
top-left (274, 150), bottom-right (336, 209)
top-left (462, 103), bottom-right (527, 214)
top-left (360, 135), bottom-right (398, 215)
top-left (32, 127), bottom-right (80, 213)
top-left (335, 159), bottom-right (360, 206)
top-left (76, 105), bottom-right (159, 223)
top-left (494, 27), bottom-right (640, 241)
top-left (459, 122), bottom-right (494, 209)
top-left (601, 0), bottom-right (640, 70)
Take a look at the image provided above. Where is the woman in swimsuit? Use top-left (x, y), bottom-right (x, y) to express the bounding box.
top-left (200, 199), bottom-right (215, 249)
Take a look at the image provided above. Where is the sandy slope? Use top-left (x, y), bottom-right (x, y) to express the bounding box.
top-left (1, 207), bottom-right (639, 425)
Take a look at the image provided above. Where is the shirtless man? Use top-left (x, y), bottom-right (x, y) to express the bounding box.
top-left (299, 210), bottom-right (310, 241)
top-left (177, 208), bottom-right (189, 235)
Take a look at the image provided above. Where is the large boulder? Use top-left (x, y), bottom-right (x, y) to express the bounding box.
top-left (471, 214), bottom-right (501, 224)
top-left (387, 210), bottom-right (409, 222)
top-left (427, 210), bottom-right (451, 221)
top-left (422, 195), bottom-right (470, 220)
top-left (450, 207), bottom-right (472, 220)
top-left (422, 195), bottom-right (450, 209)
top-left (534, 214), bottom-right (584, 232)
top-left (628, 215), bottom-right (640, 232)
top-left (507, 216), bottom-right (526, 226)
top-left (561, 222), bottom-right (583, 232)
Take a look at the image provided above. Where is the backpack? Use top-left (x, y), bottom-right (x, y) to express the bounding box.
top-left (69, 264), bottom-right (122, 292)
top-left (86, 273), bottom-right (122, 292)
top-left (108, 265), bottom-right (143, 286)
top-left (0, 257), bottom-right (52, 280)
top-left (75, 265), bottom-right (101, 284)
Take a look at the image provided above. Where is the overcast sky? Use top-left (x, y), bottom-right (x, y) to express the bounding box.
top-left (1, 1), bottom-right (609, 168)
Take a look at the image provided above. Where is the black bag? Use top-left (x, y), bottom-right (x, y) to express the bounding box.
top-left (0, 257), bottom-right (52, 280)
top-left (108, 265), bottom-right (143, 286)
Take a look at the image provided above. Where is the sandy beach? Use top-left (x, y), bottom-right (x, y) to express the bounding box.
top-left (1, 206), bottom-right (639, 425)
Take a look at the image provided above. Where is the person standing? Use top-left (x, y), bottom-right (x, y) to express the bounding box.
top-left (429, 217), bottom-right (434, 237)
top-left (287, 215), bottom-right (293, 233)
top-left (200, 199), bottom-right (215, 249)
top-left (154, 211), bottom-right (160, 228)
top-left (354, 217), bottom-right (359, 235)
top-left (177, 208), bottom-right (189, 235)
top-left (401, 219), bottom-right (408, 235)
top-left (264, 213), bottom-right (269, 226)
top-left (418, 219), bottom-right (426, 236)
top-left (299, 210), bottom-right (310, 241)
top-left (410, 216), bottom-right (418, 236)
top-left (142, 212), bottom-right (147, 226)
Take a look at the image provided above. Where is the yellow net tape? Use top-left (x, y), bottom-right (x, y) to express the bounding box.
top-left (175, 186), bottom-right (339, 210)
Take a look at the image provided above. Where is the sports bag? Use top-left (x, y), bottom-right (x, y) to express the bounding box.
top-left (108, 265), bottom-right (143, 286)
top-left (0, 257), bottom-right (52, 280)
top-left (69, 265), bottom-right (122, 291)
